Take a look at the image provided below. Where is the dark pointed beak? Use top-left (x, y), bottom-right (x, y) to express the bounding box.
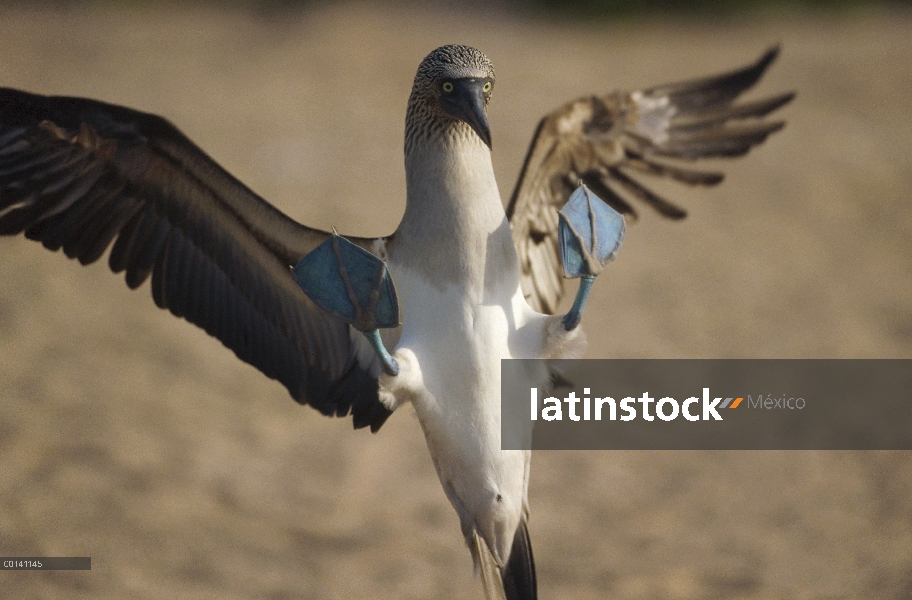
top-left (441, 79), bottom-right (492, 149)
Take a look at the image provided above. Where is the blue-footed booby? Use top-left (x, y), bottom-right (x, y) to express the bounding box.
top-left (0, 44), bottom-right (793, 599)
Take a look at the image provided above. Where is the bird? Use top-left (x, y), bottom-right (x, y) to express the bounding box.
top-left (0, 44), bottom-right (793, 599)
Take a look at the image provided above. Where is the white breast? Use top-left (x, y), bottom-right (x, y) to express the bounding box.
top-left (380, 128), bottom-right (582, 565)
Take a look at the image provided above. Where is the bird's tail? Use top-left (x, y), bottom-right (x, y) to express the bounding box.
top-left (471, 522), bottom-right (538, 600)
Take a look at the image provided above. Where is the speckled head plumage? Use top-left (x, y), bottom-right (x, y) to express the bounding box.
top-left (413, 45), bottom-right (495, 88)
top-left (406, 45), bottom-right (496, 153)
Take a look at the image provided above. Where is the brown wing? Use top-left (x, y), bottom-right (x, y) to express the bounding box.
top-left (0, 88), bottom-right (392, 431)
top-left (506, 46), bottom-right (794, 314)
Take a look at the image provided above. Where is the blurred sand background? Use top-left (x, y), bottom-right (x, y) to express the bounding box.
top-left (1, 2), bottom-right (911, 599)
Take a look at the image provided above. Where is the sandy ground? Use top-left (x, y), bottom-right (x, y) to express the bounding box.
top-left (1, 3), bottom-right (911, 599)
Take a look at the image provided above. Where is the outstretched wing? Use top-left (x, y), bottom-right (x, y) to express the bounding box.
top-left (0, 88), bottom-right (392, 431)
top-left (506, 46), bottom-right (794, 314)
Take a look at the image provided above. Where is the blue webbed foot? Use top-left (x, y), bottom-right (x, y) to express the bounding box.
top-left (292, 231), bottom-right (401, 376)
top-left (558, 184), bottom-right (626, 331)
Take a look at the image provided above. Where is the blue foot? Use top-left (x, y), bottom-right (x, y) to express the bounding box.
top-left (558, 185), bottom-right (626, 331)
top-left (292, 231), bottom-right (401, 376)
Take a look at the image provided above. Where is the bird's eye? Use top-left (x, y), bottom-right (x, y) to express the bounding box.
top-left (483, 81), bottom-right (492, 93)
top-left (442, 82), bottom-right (454, 93)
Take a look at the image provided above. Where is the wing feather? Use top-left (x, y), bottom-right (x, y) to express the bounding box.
top-left (621, 156), bottom-right (724, 186)
top-left (608, 167), bottom-right (687, 219)
top-left (0, 87), bottom-right (392, 431)
top-left (507, 47), bottom-right (794, 314)
top-left (644, 46), bottom-right (781, 111)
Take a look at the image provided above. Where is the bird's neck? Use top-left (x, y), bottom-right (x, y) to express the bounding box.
top-left (394, 129), bottom-right (513, 288)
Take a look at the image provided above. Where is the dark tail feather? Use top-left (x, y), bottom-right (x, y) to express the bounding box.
top-left (502, 522), bottom-right (537, 600)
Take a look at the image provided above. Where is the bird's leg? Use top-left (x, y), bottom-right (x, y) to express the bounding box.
top-left (291, 230), bottom-right (401, 376)
top-left (363, 329), bottom-right (399, 376)
top-left (557, 185), bottom-right (626, 331)
top-left (562, 275), bottom-right (595, 331)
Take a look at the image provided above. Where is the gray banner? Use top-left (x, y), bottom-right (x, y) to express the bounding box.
top-left (1, 557), bottom-right (91, 570)
top-left (501, 360), bottom-right (912, 449)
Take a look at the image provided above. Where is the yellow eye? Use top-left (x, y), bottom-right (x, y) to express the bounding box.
top-left (442, 82), bottom-right (454, 93)
top-left (483, 81), bottom-right (492, 93)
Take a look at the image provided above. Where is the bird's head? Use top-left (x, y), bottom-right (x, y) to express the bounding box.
top-left (408, 44), bottom-right (495, 149)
